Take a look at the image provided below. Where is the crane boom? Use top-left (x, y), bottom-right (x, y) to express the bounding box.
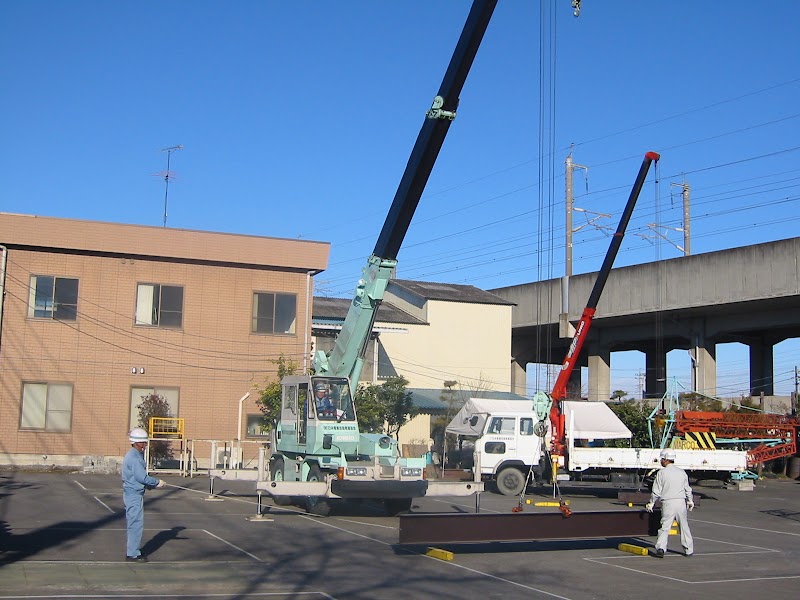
top-left (315, 0), bottom-right (497, 385)
top-left (549, 151), bottom-right (660, 456)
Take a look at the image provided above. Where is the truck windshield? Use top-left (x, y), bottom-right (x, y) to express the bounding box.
top-left (312, 378), bottom-right (355, 421)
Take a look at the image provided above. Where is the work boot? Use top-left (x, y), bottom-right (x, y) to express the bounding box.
top-left (126, 555), bottom-right (148, 563)
top-left (653, 548), bottom-right (665, 558)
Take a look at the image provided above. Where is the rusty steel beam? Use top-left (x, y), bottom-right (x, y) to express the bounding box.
top-left (398, 509), bottom-right (659, 545)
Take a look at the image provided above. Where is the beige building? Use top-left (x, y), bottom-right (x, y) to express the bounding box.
top-left (0, 213), bottom-right (328, 468)
top-left (312, 280), bottom-right (516, 449)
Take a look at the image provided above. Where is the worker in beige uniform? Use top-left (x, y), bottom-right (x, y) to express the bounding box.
top-left (646, 448), bottom-right (694, 558)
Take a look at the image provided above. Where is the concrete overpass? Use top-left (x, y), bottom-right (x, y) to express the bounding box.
top-left (490, 237), bottom-right (800, 401)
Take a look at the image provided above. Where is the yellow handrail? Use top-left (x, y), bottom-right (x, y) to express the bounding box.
top-left (149, 417), bottom-right (185, 440)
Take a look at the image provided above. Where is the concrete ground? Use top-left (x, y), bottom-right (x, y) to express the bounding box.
top-left (1, 470), bottom-right (799, 599)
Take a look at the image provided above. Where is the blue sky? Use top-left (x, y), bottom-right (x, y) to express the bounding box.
top-left (2, 1), bottom-right (799, 398)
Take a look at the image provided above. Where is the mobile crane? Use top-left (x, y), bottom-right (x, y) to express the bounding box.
top-left (257, 0), bottom-right (498, 516)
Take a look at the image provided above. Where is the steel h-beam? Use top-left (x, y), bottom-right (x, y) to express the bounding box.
top-left (398, 509), bottom-right (659, 545)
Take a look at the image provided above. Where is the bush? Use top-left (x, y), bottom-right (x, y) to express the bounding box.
top-left (137, 393), bottom-right (174, 467)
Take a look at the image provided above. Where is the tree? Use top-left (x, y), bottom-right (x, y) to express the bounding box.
top-left (254, 355), bottom-right (299, 434)
top-left (608, 399), bottom-right (656, 448)
top-left (610, 390), bottom-right (628, 402)
top-left (679, 391), bottom-right (722, 412)
top-left (382, 376), bottom-right (416, 439)
top-left (354, 382), bottom-right (385, 434)
top-left (354, 376), bottom-right (417, 439)
top-left (137, 392), bottom-right (174, 467)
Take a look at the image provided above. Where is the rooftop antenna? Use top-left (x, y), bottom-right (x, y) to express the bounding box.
top-left (157, 145), bottom-right (183, 227)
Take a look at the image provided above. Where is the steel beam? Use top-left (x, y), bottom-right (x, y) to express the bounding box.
top-left (398, 509), bottom-right (659, 545)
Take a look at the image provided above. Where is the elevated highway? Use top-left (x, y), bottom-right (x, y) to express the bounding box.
top-left (491, 237), bottom-right (800, 401)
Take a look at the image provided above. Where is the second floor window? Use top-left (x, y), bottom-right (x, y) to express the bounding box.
top-left (252, 292), bottom-right (296, 334)
top-left (28, 275), bottom-right (79, 321)
top-left (135, 283), bottom-right (183, 328)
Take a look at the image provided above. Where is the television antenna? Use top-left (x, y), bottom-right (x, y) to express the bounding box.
top-left (155, 145), bottom-right (183, 227)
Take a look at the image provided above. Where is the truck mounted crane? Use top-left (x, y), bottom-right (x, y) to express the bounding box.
top-left (539, 151), bottom-right (660, 456)
top-left (259, 0), bottom-right (498, 516)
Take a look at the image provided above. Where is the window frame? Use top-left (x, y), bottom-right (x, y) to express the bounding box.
top-left (129, 386), bottom-right (180, 432)
top-left (27, 275), bottom-right (79, 321)
top-left (19, 381), bottom-right (74, 432)
top-left (135, 283), bottom-right (184, 329)
top-left (251, 291), bottom-right (297, 335)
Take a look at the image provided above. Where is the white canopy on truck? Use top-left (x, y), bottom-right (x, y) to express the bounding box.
top-left (445, 397), bottom-right (631, 440)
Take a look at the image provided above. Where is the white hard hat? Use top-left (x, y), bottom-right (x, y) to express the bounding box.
top-left (660, 449), bottom-right (676, 461)
top-left (129, 428), bottom-right (149, 443)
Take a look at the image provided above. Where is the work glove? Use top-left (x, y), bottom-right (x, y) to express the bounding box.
top-left (156, 479), bottom-right (166, 488)
top-left (686, 500), bottom-right (694, 512)
top-left (645, 502), bottom-right (654, 513)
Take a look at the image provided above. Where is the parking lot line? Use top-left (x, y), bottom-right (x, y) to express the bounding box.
top-left (201, 529), bottom-right (262, 562)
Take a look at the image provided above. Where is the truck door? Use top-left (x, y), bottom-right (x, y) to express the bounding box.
top-left (481, 416), bottom-right (517, 474)
top-left (518, 417), bottom-right (541, 470)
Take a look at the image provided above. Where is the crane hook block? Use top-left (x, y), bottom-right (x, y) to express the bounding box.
top-left (427, 96), bottom-right (457, 121)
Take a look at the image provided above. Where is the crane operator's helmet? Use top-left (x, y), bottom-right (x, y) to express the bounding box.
top-left (129, 428), bottom-right (149, 444)
top-left (314, 382), bottom-right (328, 393)
top-left (659, 449), bottom-right (676, 461)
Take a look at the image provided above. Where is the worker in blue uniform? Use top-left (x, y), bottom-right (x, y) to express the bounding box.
top-left (122, 428), bottom-right (165, 562)
top-left (646, 448), bottom-right (695, 558)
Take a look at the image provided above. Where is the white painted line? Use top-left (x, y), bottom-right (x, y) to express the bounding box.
top-left (583, 557), bottom-right (692, 584)
top-left (693, 535), bottom-right (779, 552)
top-left (692, 518), bottom-right (800, 537)
top-left (301, 515), bottom-right (575, 599)
top-left (93, 496), bottom-right (115, 513)
top-left (202, 529), bottom-right (262, 562)
top-left (336, 518), bottom-right (396, 530)
top-left (0, 592), bottom-right (336, 599)
top-left (72, 479), bottom-right (87, 491)
top-left (695, 575), bottom-right (800, 584)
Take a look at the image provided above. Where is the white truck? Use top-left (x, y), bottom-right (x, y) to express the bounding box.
top-left (446, 397), bottom-right (749, 496)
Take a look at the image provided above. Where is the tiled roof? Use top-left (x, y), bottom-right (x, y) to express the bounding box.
top-left (407, 388), bottom-right (528, 413)
top-left (312, 296), bottom-right (427, 325)
top-left (390, 279), bottom-right (515, 306)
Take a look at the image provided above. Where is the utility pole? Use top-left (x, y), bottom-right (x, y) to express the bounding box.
top-left (794, 366), bottom-right (798, 416)
top-left (561, 152), bottom-right (588, 338)
top-left (159, 145), bottom-right (183, 227)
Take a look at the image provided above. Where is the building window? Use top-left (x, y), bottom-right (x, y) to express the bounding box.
top-left (246, 414), bottom-right (270, 438)
top-left (27, 275), bottom-right (78, 320)
top-left (130, 387), bottom-right (180, 431)
top-left (135, 284), bottom-right (183, 328)
top-left (377, 338), bottom-right (398, 379)
top-left (20, 382), bottom-right (73, 431)
top-left (252, 292), bottom-right (296, 334)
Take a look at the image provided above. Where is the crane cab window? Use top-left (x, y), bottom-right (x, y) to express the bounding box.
top-left (312, 378), bottom-right (355, 421)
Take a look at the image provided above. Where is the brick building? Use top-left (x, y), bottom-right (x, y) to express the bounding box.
top-left (0, 213), bottom-right (328, 467)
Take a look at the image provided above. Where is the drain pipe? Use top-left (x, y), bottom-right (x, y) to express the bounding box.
top-left (0, 246), bottom-right (7, 349)
top-left (304, 270), bottom-right (313, 372)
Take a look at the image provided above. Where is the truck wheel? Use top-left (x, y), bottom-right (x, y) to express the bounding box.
top-left (496, 467), bottom-right (526, 496)
top-left (269, 457), bottom-right (291, 506)
top-left (305, 464), bottom-right (332, 516)
top-left (384, 498), bottom-right (413, 516)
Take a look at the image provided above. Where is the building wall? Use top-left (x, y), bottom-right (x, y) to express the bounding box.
top-left (378, 300), bottom-right (513, 392)
top-left (0, 216), bottom-right (328, 466)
